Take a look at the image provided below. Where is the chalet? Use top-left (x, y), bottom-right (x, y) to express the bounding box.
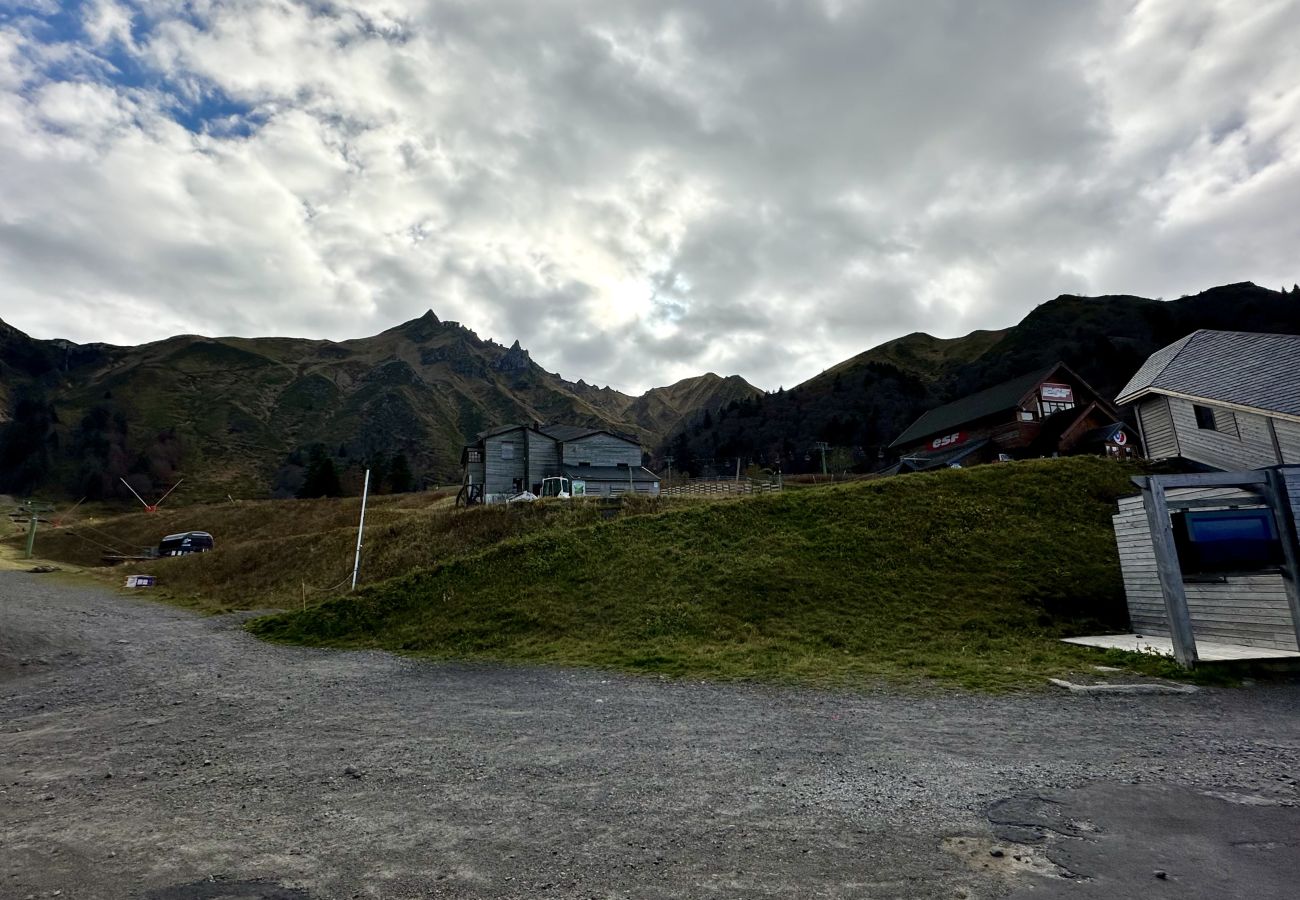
top-left (885, 362), bottom-right (1135, 473)
top-left (461, 424), bottom-right (660, 503)
top-left (1115, 330), bottom-right (1300, 470)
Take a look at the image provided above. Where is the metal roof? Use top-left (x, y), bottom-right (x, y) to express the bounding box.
top-left (889, 365), bottom-right (1060, 448)
top-left (471, 423), bottom-right (643, 446)
top-left (1115, 330), bottom-right (1300, 417)
top-left (541, 424), bottom-right (639, 443)
top-left (562, 465), bottom-right (660, 482)
top-left (538, 424), bottom-right (604, 442)
top-left (897, 438), bottom-right (991, 472)
top-left (474, 423), bottom-right (528, 441)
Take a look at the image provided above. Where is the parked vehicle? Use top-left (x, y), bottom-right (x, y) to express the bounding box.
top-left (157, 531), bottom-right (215, 557)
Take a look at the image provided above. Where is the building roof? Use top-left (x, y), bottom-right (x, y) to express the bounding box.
top-left (897, 438), bottom-right (991, 472)
top-left (1115, 330), bottom-right (1300, 418)
top-left (538, 424), bottom-right (604, 442)
top-left (889, 365), bottom-right (1060, 448)
top-left (475, 423), bottom-right (528, 441)
top-left (540, 424), bottom-right (639, 443)
top-left (562, 465), bottom-right (660, 483)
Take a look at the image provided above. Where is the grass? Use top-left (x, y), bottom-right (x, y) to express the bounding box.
top-left (8, 489), bottom-right (684, 612)
top-left (247, 457), bottom-right (1154, 690)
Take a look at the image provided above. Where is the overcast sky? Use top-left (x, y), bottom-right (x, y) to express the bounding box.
top-left (1, 1), bottom-right (1297, 393)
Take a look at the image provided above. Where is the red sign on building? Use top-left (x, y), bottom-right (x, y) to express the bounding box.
top-left (929, 431), bottom-right (967, 451)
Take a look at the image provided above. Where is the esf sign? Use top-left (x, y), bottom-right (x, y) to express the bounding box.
top-left (1040, 383), bottom-right (1074, 402)
top-left (930, 431), bottom-right (967, 450)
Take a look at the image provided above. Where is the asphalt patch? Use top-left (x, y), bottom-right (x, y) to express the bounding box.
top-left (992, 782), bottom-right (1300, 899)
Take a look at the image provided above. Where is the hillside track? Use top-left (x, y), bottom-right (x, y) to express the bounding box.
top-left (2, 573), bottom-right (1298, 899)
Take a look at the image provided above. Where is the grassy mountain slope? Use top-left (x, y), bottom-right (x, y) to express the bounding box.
top-left (0, 313), bottom-right (759, 501)
top-left (663, 282), bottom-right (1300, 474)
top-left (249, 457), bottom-right (1145, 690)
top-left (10, 489), bottom-right (674, 612)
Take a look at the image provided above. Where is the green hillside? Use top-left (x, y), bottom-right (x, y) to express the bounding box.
top-left (250, 457), bottom-right (1149, 690)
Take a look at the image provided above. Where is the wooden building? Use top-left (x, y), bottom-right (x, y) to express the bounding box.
top-left (1105, 468), bottom-right (1300, 666)
top-left (885, 363), bottom-right (1135, 474)
top-left (1116, 330), bottom-right (1300, 470)
top-left (462, 424), bottom-right (660, 503)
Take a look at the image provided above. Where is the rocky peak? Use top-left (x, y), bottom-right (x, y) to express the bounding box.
top-left (492, 339), bottom-right (531, 373)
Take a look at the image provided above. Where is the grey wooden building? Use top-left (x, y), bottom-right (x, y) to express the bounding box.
top-left (461, 424), bottom-right (660, 503)
top-left (1088, 332), bottom-right (1300, 665)
top-left (1116, 330), bottom-right (1300, 470)
top-left (1105, 468), bottom-right (1300, 665)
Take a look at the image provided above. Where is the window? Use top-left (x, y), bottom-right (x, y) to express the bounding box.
top-left (1039, 400), bottom-right (1076, 416)
top-left (500, 441), bottom-right (514, 459)
top-left (1193, 405), bottom-right (1215, 429)
top-left (1173, 509), bottom-right (1283, 575)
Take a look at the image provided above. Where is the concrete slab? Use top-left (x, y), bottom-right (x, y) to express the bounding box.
top-left (1047, 677), bottom-right (1198, 695)
top-left (1062, 633), bottom-right (1300, 662)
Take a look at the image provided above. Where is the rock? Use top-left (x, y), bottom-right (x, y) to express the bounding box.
top-left (344, 766), bottom-right (362, 778)
top-left (1154, 870), bottom-right (1168, 879)
top-left (989, 848), bottom-right (1005, 858)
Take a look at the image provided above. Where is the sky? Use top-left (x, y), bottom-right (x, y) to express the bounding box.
top-left (1, 1), bottom-right (1298, 394)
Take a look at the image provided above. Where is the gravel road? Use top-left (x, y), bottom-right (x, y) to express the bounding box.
top-left (2, 572), bottom-right (1298, 899)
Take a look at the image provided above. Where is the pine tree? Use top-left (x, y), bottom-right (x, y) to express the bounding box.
top-left (298, 448), bottom-right (342, 498)
top-left (389, 453), bottom-right (413, 493)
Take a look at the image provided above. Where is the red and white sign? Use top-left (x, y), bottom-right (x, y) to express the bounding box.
top-left (929, 431), bottom-right (967, 451)
top-left (1040, 383), bottom-right (1074, 402)
top-left (1113, 430), bottom-right (1128, 446)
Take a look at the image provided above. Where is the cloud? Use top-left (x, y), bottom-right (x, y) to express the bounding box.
top-left (0, 0), bottom-right (1297, 392)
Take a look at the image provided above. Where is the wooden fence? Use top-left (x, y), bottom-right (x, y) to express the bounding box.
top-left (661, 477), bottom-right (782, 498)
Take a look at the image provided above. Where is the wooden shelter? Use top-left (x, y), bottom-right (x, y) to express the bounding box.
top-left (1116, 330), bottom-right (1300, 469)
top-left (1107, 468), bottom-right (1300, 667)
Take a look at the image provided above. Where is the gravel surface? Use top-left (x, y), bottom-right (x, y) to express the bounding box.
top-left (2, 571), bottom-right (1298, 899)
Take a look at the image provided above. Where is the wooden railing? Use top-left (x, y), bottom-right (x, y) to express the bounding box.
top-left (660, 477), bottom-right (782, 497)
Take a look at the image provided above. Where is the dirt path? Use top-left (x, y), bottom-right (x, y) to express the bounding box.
top-left (2, 572), bottom-right (1298, 899)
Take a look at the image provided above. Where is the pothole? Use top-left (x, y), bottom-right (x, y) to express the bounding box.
top-left (942, 835), bottom-right (1077, 882)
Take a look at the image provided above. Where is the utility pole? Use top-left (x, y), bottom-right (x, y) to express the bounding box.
top-left (735, 457), bottom-right (742, 481)
top-left (813, 442), bottom-right (829, 477)
top-left (351, 468), bottom-right (371, 591)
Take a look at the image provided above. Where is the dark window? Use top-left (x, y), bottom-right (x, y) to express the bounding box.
top-left (1193, 405), bottom-right (1216, 430)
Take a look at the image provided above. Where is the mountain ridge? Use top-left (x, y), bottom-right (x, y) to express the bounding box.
top-left (0, 313), bottom-right (760, 501)
top-left (660, 281), bottom-right (1300, 475)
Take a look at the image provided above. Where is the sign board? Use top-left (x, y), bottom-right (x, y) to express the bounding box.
top-left (1113, 430), bottom-right (1127, 446)
top-left (124, 574), bottom-right (156, 588)
top-left (1040, 383), bottom-right (1074, 402)
top-left (929, 431), bottom-right (967, 451)
top-left (571, 480), bottom-right (586, 497)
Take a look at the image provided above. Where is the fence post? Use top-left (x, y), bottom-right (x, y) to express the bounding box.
top-left (24, 512), bottom-right (38, 559)
top-left (1139, 476), bottom-right (1198, 668)
top-left (351, 469), bottom-right (371, 591)
top-left (1264, 468), bottom-right (1300, 654)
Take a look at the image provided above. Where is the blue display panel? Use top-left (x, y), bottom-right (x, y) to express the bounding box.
top-left (1173, 509), bottom-right (1283, 574)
